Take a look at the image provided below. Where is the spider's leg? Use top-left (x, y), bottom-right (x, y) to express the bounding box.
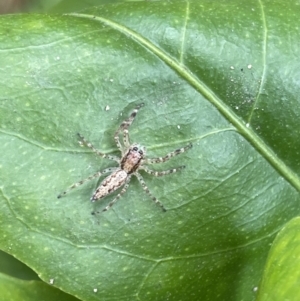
top-left (78, 133), bottom-right (120, 163)
top-left (114, 103), bottom-right (144, 150)
top-left (144, 143), bottom-right (192, 164)
top-left (135, 172), bottom-right (166, 212)
top-left (141, 165), bottom-right (186, 176)
top-left (92, 176), bottom-right (131, 214)
top-left (123, 129), bottom-right (130, 148)
top-left (57, 167), bottom-right (117, 198)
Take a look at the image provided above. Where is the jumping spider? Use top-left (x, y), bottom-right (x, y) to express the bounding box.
top-left (57, 103), bottom-right (192, 212)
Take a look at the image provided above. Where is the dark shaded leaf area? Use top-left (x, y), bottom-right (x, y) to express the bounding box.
top-left (0, 1), bottom-right (299, 300)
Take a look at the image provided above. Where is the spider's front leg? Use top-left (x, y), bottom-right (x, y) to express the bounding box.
top-left (114, 103), bottom-right (144, 151)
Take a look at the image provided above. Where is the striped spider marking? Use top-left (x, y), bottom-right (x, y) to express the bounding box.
top-left (57, 103), bottom-right (192, 213)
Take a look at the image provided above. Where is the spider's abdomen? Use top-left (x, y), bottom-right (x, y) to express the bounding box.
top-left (91, 169), bottom-right (127, 202)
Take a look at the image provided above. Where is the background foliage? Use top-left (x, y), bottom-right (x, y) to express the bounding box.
top-left (0, 0), bottom-right (300, 300)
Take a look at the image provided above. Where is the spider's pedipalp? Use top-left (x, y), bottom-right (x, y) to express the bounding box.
top-left (57, 167), bottom-right (117, 199)
top-left (78, 133), bottom-right (119, 163)
top-left (135, 172), bottom-right (167, 212)
top-left (145, 143), bottom-right (192, 164)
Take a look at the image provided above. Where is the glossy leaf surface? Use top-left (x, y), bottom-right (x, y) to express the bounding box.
top-left (257, 217), bottom-right (300, 301)
top-left (0, 1), bottom-right (299, 300)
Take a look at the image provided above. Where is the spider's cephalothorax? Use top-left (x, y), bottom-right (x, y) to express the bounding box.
top-left (121, 144), bottom-right (145, 174)
top-left (57, 104), bottom-right (192, 213)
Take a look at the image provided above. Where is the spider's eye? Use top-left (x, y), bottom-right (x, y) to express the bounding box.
top-left (133, 146), bottom-right (138, 151)
top-left (139, 150), bottom-right (143, 155)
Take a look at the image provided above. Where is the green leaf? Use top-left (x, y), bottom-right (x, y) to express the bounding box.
top-left (26, 0), bottom-right (125, 14)
top-left (0, 249), bottom-right (39, 280)
top-left (0, 1), bottom-right (300, 300)
top-left (0, 273), bottom-right (80, 301)
top-left (256, 217), bottom-right (300, 301)
top-left (0, 250), bottom-right (80, 301)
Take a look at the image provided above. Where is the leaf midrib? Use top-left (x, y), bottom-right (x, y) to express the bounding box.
top-left (68, 12), bottom-right (300, 193)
